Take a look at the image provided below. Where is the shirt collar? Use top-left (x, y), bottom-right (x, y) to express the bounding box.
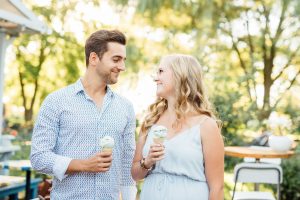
top-left (73, 78), bottom-right (85, 94)
top-left (73, 78), bottom-right (114, 98)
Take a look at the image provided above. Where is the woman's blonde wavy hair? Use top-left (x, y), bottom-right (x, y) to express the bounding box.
top-left (140, 54), bottom-right (219, 135)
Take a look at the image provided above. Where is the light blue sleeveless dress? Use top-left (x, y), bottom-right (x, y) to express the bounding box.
top-left (140, 124), bottom-right (209, 200)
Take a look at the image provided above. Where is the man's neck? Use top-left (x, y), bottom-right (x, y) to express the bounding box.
top-left (81, 72), bottom-right (107, 97)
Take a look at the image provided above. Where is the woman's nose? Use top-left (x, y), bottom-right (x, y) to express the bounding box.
top-left (151, 73), bottom-right (158, 81)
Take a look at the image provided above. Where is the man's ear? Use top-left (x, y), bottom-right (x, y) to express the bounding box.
top-left (89, 52), bottom-right (98, 66)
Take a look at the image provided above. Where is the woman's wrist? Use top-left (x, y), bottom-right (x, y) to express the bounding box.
top-left (144, 158), bottom-right (153, 169)
top-left (140, 158), bottom-right (153, 171)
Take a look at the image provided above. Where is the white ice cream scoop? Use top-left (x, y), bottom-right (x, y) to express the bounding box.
top-left (100, 136), bottom-right (115, 152)
top-left (152, 125), bottom-right (168, 143)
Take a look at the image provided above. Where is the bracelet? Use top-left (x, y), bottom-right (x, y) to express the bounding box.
top-left (140, 158), bottom-right (153, 171)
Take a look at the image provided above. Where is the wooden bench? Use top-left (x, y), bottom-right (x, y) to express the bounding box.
top-left (0, 175), bottom-right (42, 200)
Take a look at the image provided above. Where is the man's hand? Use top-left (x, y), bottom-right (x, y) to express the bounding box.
top-left (83, 151), bottom-right (113, 172)
top-left (66, 151), bottom-right (113, 174)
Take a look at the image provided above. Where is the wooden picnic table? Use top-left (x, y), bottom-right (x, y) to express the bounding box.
top-left (225, 146), bottom-right (295, 162)
top-left (0, 160), bottom-right (33, 200)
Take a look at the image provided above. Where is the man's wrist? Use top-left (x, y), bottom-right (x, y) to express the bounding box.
top-left (78, 159), bottom-right (86, 172)
top-left (67, 159), bottom-right (86, 173)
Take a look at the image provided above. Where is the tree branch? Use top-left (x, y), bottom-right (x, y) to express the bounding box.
top-left (16, 48), bottom-right (27, 111)
top-left (246, 12), bottom-right (255, 57)
top-left (273, 45), bottom-right (300, 82)
top-left (269, 0), bottom-right (289, 74)
top-left (273, 68), bottom-right (300, 108)
top-left (30, 37), bottom-right (47, 111)
top-left (261, 3), bottom-right (270, 69)
top-left (272, 0), bottom-right (288, 45)
top-left (246, 11), bottom-right (258, 102)
top-left (229, 30), bottom-right (253, 101)
top-left (18, 71), bottom-right (27, 111)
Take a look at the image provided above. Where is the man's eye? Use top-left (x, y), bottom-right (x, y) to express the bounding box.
top-left (158, 69), bottom-right (163, 73)
top-left (113, 59), bottom-right (119, 62)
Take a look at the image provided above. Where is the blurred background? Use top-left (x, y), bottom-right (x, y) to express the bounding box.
top-left (1, 0), bottom-right (299, 199)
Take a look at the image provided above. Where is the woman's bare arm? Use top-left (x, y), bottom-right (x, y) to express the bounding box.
top-left (131, 134), bottom-right (165, 181)
top-left (201, 118), bottom-right (224, 200)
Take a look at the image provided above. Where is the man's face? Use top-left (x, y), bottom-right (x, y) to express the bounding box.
top-left (95, 42), bottom-right (126, 84)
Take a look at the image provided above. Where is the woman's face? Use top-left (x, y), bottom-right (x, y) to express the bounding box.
top-left (154, 61), bottom-right (175, 99)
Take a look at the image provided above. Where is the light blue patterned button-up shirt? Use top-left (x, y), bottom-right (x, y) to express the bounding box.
top-left (30, 79), bottom-right (136, 200)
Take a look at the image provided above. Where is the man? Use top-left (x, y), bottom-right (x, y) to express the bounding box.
top-left (31, 30), bottom-right (136, 200)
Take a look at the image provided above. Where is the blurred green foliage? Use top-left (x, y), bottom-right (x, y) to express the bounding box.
top-left (280, 145), bottom-right (300, 200)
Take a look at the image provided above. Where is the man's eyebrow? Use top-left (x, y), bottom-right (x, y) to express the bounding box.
top-left (112, 55), bottom-right (126, 60)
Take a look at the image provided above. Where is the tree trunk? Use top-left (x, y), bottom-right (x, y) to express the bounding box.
top-left (17, 37), bottom-right (46, 123)
top-left (259, 50), bottom-right (274, 121)
top-left (24, 109), bottom-right (33, 122)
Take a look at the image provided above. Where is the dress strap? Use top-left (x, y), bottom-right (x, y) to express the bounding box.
top-left (199, 116), bottom-right (210, 125)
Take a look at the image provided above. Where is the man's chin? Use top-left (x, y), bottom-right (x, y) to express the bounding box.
top-left (107, 79), bottom-right (118, 85)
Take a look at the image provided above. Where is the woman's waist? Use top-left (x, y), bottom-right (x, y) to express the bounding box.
top-left (147, 171), bottom-right (207, 183)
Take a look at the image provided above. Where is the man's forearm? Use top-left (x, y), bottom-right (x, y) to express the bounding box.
top-left (66, 159), bottom-right (85, 174)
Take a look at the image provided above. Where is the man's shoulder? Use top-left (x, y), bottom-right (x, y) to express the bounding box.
top-left (43, 83), bottom-right (76, 104)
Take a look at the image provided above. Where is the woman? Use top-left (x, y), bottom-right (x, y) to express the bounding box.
top-left (132, 54), bottom-right (224, 200)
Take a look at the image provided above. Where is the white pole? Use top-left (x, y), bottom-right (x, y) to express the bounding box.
top-left (0, 31), bottom-right (14, 135)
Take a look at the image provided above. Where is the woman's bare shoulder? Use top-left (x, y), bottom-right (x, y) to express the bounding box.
top-left (197, 116), bottom-right (220, 137)
top-left (193, 115), bottom-right (218, 126)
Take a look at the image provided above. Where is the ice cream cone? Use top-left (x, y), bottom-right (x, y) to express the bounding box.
top-left (102, 147), bottom-right (113, 152)
top-left (152, 125), bottom-right (168, 144)
top-left (153, 137), bottom-right (165, 144)
top-left (100, 136), bottom-right (114, 152)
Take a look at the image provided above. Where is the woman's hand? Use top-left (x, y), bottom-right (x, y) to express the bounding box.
top-left (131, 134), bottom-right (166, 181)
top-left (144, 143), bottom-right (165, 168)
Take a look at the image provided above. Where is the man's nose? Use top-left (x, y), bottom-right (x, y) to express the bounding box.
top-left (118, 61), bottom-right (126, 71)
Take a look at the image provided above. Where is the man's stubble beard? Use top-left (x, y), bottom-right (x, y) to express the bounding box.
top-left (104, 73), bottom-right (118, 85)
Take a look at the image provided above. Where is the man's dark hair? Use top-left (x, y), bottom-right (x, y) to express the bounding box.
top-left (85, 30), bottom-right (126, 66)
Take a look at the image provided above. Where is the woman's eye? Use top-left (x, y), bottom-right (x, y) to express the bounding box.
top-left (113, 59), bottom-right (119, 62)
top-left (158, 69), bottom-right (163, 73)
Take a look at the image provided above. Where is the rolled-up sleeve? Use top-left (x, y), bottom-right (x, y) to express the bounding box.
top-left (120, 103), bottom-right (136, 199)
top-left (30, 94), bottom-right (71, 181)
